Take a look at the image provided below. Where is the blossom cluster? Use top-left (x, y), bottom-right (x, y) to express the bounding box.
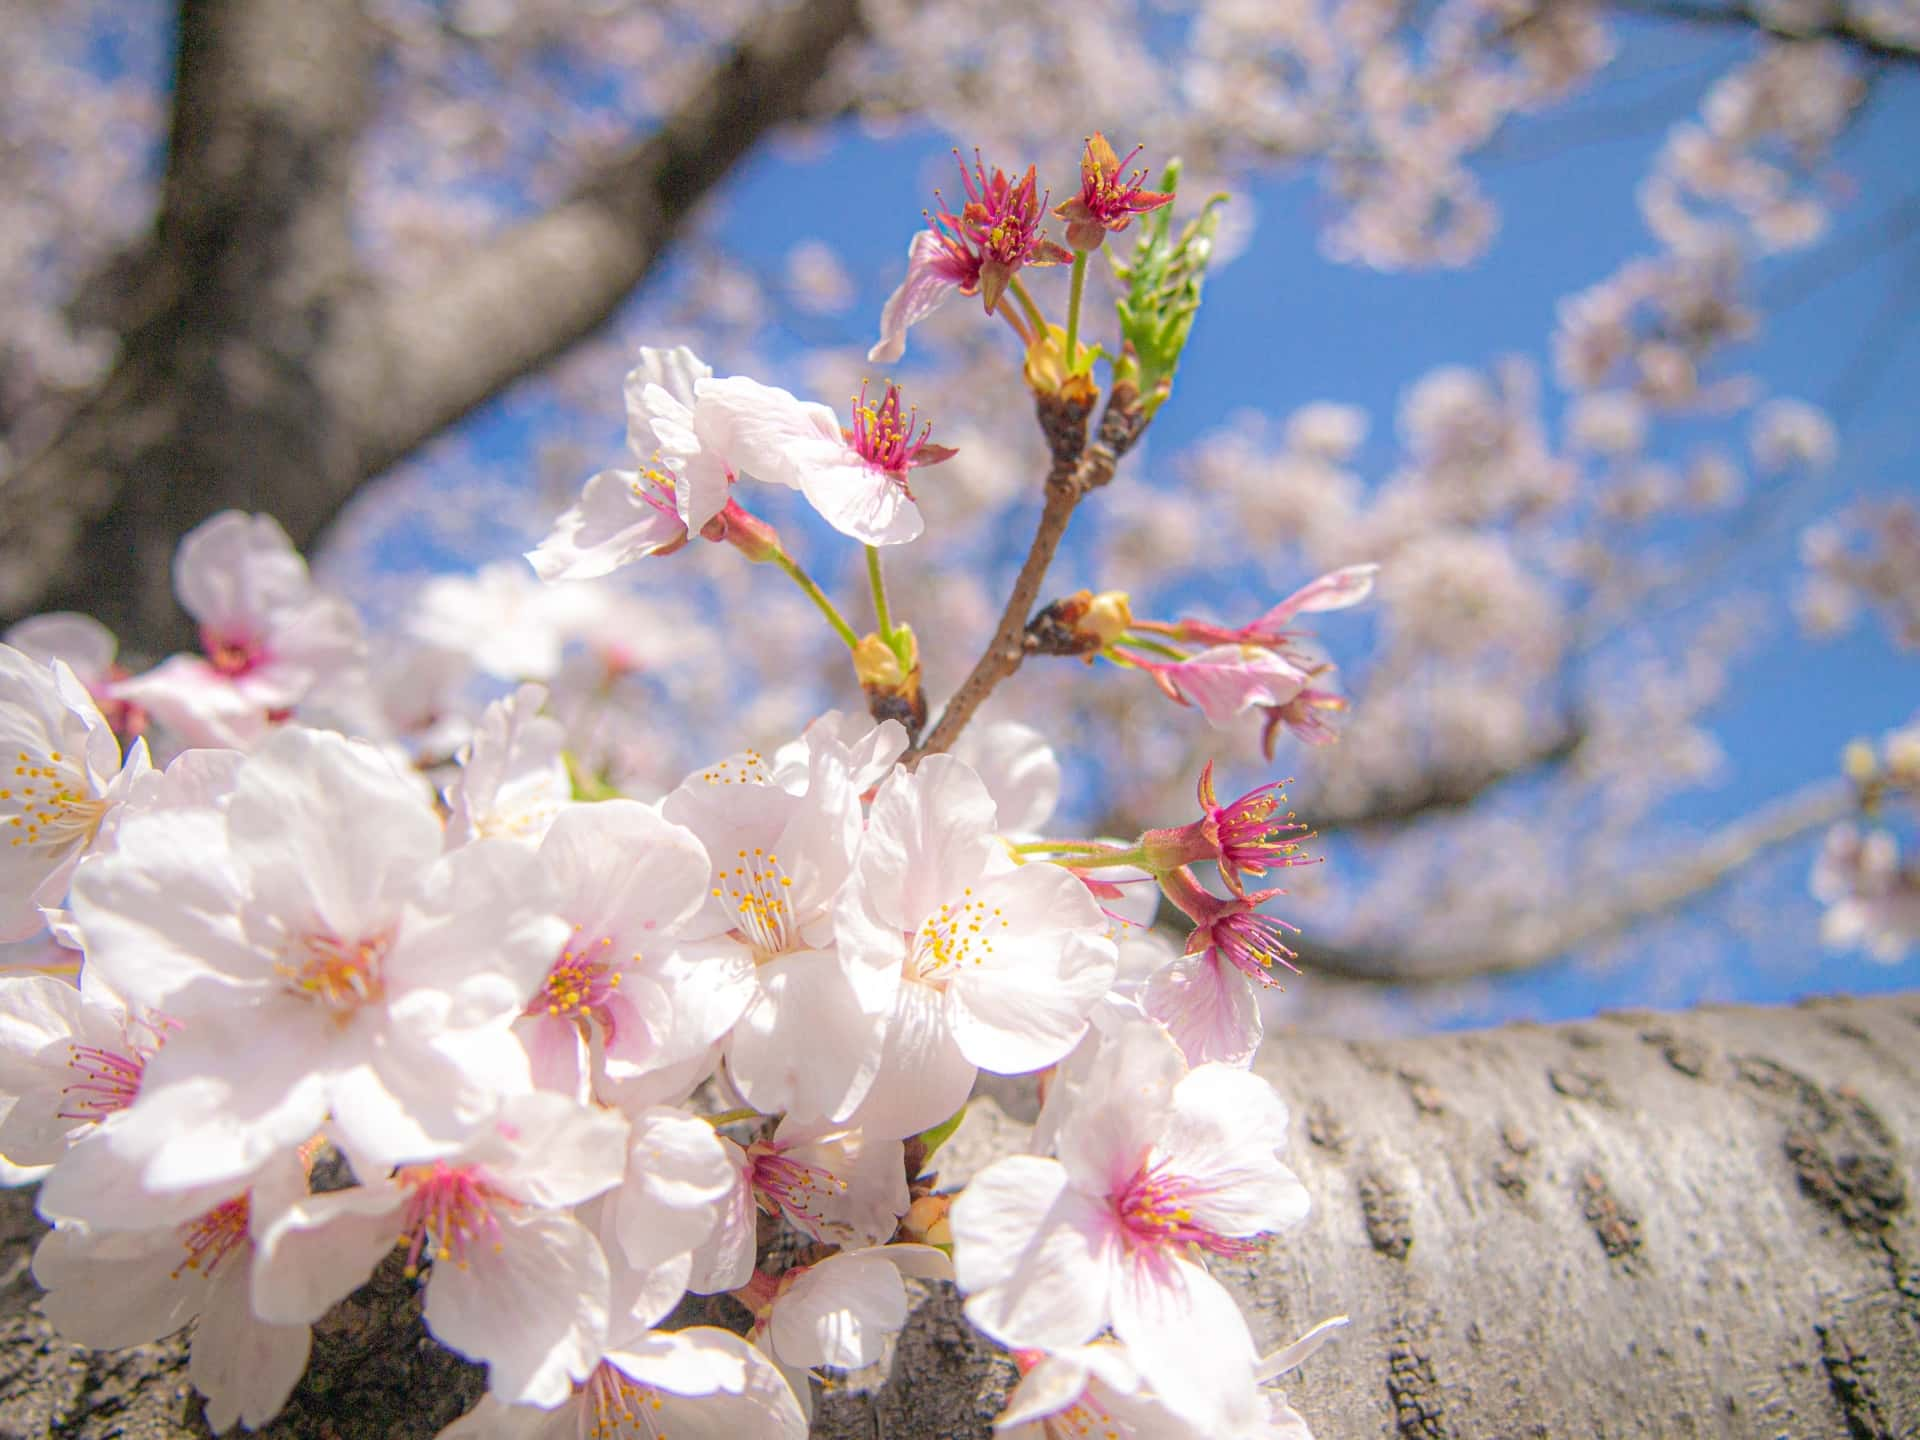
top-left (2, 135), bottom-right (1358, 1439)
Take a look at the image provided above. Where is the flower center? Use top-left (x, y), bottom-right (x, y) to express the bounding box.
top-left (2, 748), bottom-right (108, 855)
top-left (713, 847), bottom-right (799, 960)
top-left (847, 381), bottom-right (937, 477)
top-left (584, 1361), bottom-right (672, 1439)
top-left (394, 1161), bottom-right (509, 1277)
top-left (529, 931), bottom-right (626, 1035)
top-left (747, 1141), bottom-right (849, 1239)
top-left (171, 1193), bottom-right (252, 1280)
top-left (202, 627), bottom-right (266, 678)
top-left (277, 927), bottom-right (394, 1014)
top-left (909, 887), bottom-right (1006, 987)
top-left (1209, 911), bottom-right (1301, 988)
top-left (630, 457), bottom-right (679, 520)
top-left (1114, 1160), bottom-right (1263, 1258)
top-left (59, 1014), bottom-right (173, 1123)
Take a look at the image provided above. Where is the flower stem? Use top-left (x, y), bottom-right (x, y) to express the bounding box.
top-left (866, 545), bottom-right (897, 648)
top-left (1009, 276), bottom-right (1049, 339)
top-left (1113, 633), bottom-right (1188, 661)
top-left (703, 1107), bottom-right (761, 1127)
top-left (772, 551), bottom-right (860, 651)
top-left (1010, 839), bottom-right (1118, 856)
top-left (1064, 251), bottom-right (1089, 370)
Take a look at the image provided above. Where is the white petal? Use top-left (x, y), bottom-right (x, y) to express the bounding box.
top-left (1154, 1064), bottom-right (1310, 1238)
top-left (252, 1184), bottom-right (403, 1325)
top-left (526, 469), bottom-right (686, 583)
top-left (794, 456), bottom-right (924, 547)
top-left (1142, 951), bottom-right (1263, 1069)
top-left (192, 1257), bottom-right (311, 1431)
top-left (768, 1250), bottom-right (908, 1370)
top-left (858, 755), bottom-right (998, 932)
top-left (1108, 1249), bottom-right (1260, 1434)
top-left (846, 978), bottom-right (975, 1141)
top-left (950, 1154), bottom-right (1113, 1351)
top-left (425, 1210), bottom-right (610, 1408)
top-left (726, 952), bottom-right (885, 1124)
top-left (614, 1105), bottom-right (732, 1269)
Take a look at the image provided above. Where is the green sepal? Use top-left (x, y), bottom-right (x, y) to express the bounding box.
top-left (1110, 159), bottom-right (1228, 417)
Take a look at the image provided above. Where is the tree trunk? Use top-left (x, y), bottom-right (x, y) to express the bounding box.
top-left (2, 989), bottom-right (1916, 1438)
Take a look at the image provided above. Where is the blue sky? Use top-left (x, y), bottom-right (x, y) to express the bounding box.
top-left (667, 17), bottom-right (1920, 1025)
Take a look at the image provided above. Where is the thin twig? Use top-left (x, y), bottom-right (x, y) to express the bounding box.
top-left (910, 384), bottom-right (1146, 761)
top-left (1300, 777), bottom-right (1853, 983)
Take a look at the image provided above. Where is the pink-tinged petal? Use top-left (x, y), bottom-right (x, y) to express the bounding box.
top-left (608, 1327), bottom-right (808, 1440)
top-left (690, 376), bottom-right (838, 492)
top-left (1153, 1065), bottom-right (1310, 1239)
top-left (996, 1351), bottom-right (1094, 1431)
top-left (192, 1259), bottom-right (311, 1432)
top-left (251, 1183), bottom-right (403, 1325)
top-left (1256, 564), bottom-right (1380, 630)
top-left (868, 230), bottom-right (965, 364)
top-left (1141, 950), bottom-right (1263, 1069)
top-left (539, 799), bottom-right (711, 943)
top-left (438, 1394), bottom-right (573, 1440)
top-left (950, 720), bottom-right (1060, 836)
top-left (171, 512), bottom-right (308, 634)
top-left (846, 978), bottom-right (975, 1141)
top-left (768, 1250), bottom-right (910, 1371)
top-left (629, 947), bottom-right (757, 1069)
top-left (1107, 1247), bottom-right (1261, 1434)
top-left (858, 755), bottom-right (999, 933)
top-left (1051, 1019), bottom-right (1186, 1199)
top-left (624, 346), bottom-right (714, 453)
top-left (613, 1106), bottom-right (732, 1270)
top-left (487, 1090), bottom-right (629, 1210)
top-left (66, 805), bottom-right (260, 1011)
top-left (725, 951), bottom-right (885, 1124)
top-left (425, 1209), bottom-right (611, 1408)
top-left (516, 1009), bottom-right (590, 1100)
top-left (950, 1154), bottom-right (1114, 1350)
top-left (942, 865), bottom-right (1116, 1076)
top-left (0, 973), bottom-right (93, 1164)
top-left (793, 455), bottom-right (925, 547)
top-left (32, 1225), bottom-right (206, 1347)
top-left (686, 1139), bottom-right (755, 1295)
top-left (122, 1017), bottom-right (337, 1193)
top-left (1158, 646), bottom-right (1309, 728)
top-left (109, 654), bottom-right (270, 749)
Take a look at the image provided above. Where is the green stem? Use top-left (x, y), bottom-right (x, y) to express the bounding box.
top-left (1061, 843), bottom-right (1153, 871)
top-left (1010, 839), bottom-right (1117, 856)
top-left (703, 1107), bottom-right (761, 1127)
top-left (772, 551), bottom-right (860, 651)
top-left (1113, 633), bottom-right (1188, 661)
top-left (1008, 276), bottom-right (1049, 339)
top-left (1064, 251), bottom-right (1089, 370)
top-left (866, 545), bottom-right (896, 646)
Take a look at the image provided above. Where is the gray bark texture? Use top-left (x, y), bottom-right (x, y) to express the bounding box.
top-left (1, 988), bottom-right (1915, 1438)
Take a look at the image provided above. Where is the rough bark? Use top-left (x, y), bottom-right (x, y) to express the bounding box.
top-left (0, 0), bottom-right (871, 657)
top-left (2, 989), bottom-right (1916, 1437)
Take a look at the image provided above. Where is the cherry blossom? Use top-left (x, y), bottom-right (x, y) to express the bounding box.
top-left (110, 512), bottom-right (364, 749)
top-left (950, 1018), bottom-right (1310, 1433)
top-left (0, 642), bottom-right (152, 940)
top-left (68, 725), bottom-right (566, 1188)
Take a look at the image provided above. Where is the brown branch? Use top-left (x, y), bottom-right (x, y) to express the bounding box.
top-left (910, 385), bottom-right (1148, 762)
top-left (1603, 0), bottom-right (1920, 64)
top-left (1300, 776), bottom-right (1853, 982)
top-left (1307, 723), bottom-right (1587, 834)
top-left (349, 0), bottom-right (869, 477)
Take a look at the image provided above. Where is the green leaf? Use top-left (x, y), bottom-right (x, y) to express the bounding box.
top-left (1110, 159), bottom-right (1229, 417)
top-left (564, 751), bottom-right (621, 803)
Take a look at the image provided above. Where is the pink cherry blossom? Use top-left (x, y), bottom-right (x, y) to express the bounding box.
top-left (950, 1019), bottom-right (1310, 1434)
top-left (110, 512), bottom-right (364, 748)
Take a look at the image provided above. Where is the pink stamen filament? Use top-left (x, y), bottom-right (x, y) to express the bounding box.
top-left (1211, 910), bottom-right (1301, 987)
top-left (171, 1194), bottom-right (251, 1280)
top-left (848, 381), bottom-right (937, 475)
top-left (748, 1144), bottom-right (849, 1236)
top-left (59, 1042), bottom-right (146, 1121)
top-left (1116, 1162), bottom-right (1264, 1258)
top-left (278, 927), bottom-right (393, 1013)
top-left (395, 1162), bottom-right (508, 1277)
top-left (584, 1361), bottom-right (671, 1438)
